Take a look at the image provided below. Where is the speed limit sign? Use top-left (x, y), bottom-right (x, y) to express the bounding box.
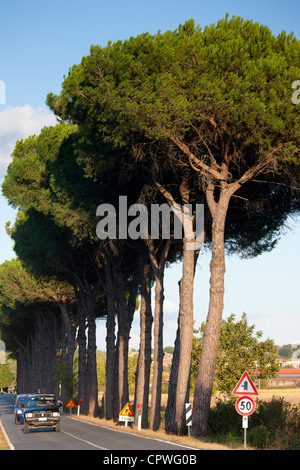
top-left (235, 396), bottom-right (256, 416)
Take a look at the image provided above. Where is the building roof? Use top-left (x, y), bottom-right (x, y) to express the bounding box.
top-left (278, 368), bottom-right (300, 376)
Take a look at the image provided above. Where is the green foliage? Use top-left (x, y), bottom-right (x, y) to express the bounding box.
top-left (278, 344), bottom-right (294, 359)
top-left (207, 398), bottom-right (241, 442)
top-left (49, 16), bottom-right (300, 162)
top-left (97, 350), bottom-right (106, 389)
top-left (249, 397), bottom-right (300, 449)
top-left (208, 396), bottom-right (300, 449)
top-left (0, 363), bottom-right (15, 389)
top-left (191, 313), bottom-right (279, 395)
top-left (0, 258), bottom-right (73, 308)
top-left (1, 16), bottom-right (299, 435)
top-left (96, 350), bottom-right (138, 395)
top-left (128, 353), bottom-right (139, 394)
top-left (51, 359), bottom-right (74, 399)
top-left (2, 123), bottom-right (100, 245)
top-left (47, 15), bottom-right (300, 259)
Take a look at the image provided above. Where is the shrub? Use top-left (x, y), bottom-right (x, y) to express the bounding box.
top-left (207, 396), bottom-right (300, 449)
top-left (207, 398), bottom-right (241, 438)
top-left (249, 397), bottom-right (300, 450)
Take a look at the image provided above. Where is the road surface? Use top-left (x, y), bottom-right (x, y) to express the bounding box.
top-left (0, 394), bottom-right (198, 455)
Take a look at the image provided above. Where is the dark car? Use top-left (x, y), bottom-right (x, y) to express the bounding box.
top-left (14, 394), bottom-right (28, 424)
top-left (23, 394), bottom-right (61, 433)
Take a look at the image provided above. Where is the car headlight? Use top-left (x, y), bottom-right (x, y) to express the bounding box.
top-left (26, 413), bottom-right (33, 418)
top-left (52, 412), bottom-right (60, 417)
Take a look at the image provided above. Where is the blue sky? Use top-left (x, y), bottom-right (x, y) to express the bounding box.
top-left (0, 0), bottom-right (299, 349)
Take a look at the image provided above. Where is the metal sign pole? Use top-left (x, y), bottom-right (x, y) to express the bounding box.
top-left (242, 416), bottom-right (248, 449)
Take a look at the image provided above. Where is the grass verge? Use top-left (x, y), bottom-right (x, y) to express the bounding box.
top-left (0, 422), bottom-right (10, 450)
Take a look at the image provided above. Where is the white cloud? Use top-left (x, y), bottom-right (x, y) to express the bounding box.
top-left (0, 105), bottom-right (57, 176)
top-left (164, 299), bottom-right (179, 315)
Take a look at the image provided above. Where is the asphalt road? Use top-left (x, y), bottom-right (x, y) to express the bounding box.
top-left (0, 394), bottom-right (198, 454)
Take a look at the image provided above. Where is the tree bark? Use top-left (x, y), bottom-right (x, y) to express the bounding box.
top-left (86, 309), bottom-right (98, 416)
top-left (76, 274), bottom-right (102, 417)
top-left (162, 179), bottom-right (204, 434)
top-left (149, 238), bottom-right (171, 431)
top-left (103, 263), bottom-right (116, 420)
top-left (59, 302), bottom-right (77, 402)
top-left (174, 242), bottom-right (195, 433)
top-left (134, 257), bottom-right (153, 428)
top-left (77, 301), bottom-right (88, 411)
top-left (113, 252), bottom-right (141, 417)
top-left (149, 273), bottom-right (164, 431)
top-left (193, 185), bottom-right (232, 436)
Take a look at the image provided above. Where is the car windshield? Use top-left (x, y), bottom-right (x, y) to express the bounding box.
top-left (17, 397), bottom-right (26, 407)
top-left (26, 396), bottom-right (56, 407)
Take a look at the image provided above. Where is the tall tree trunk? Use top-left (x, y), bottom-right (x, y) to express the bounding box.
top-left (113, 252), bottom-right (141, 417)
top-left (76, 274), bottom-right (102, 417)
top-left (148, 238), bottom-right (171, 431)
top-left (193, 185), bottom-right (232, 436)
top-left (174, 242), bottom-right (195, 433)
top-left (59, 302), bottom-right (77, 402)
top-left (26, 336), bottom-right (34, 393)
top-left (164, 180), bottom-right (204, 434)
top-left (86, 310), bottom-right (98, 416)
top-left (135, 257), bottom-right (152, 428)
top-left (113, 257), bottom-right (130, 416)
top-left (173, 180), bottom-right (199, 433)
top-left (164, 313), bottom-right (180, 432)
top-left (165, 249), bottom-right (201, 433)
top-left (77, 302), bottom-right (88, 411)
top-left (103, 263), bottom-right (116, 420)
top-left (149, 273), bottom-right (165, 430)
top-left (34, 317), bottom-right (43, 393)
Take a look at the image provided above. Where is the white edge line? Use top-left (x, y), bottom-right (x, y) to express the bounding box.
top-left (0, 419), bottom-right (15, 450)
top-left (62, 429), bottom-right (107, 450)
top-left (64, 414), bottom-right (198, 450)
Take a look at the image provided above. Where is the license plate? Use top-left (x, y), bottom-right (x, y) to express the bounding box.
top-left (38, 417), bottom-right (47, 421)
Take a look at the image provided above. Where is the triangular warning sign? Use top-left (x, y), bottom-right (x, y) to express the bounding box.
top-left (232, 371), bottom-right (259, 396)
top-left (66, 398), bottom-right (76, 408)
top-left (119, 402), bottom-right (135, 417)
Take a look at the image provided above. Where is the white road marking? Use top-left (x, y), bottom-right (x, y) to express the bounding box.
top-left (65, 415), bottom-right (198, 450)
top-left (62, 430), bottom-right (108, 450)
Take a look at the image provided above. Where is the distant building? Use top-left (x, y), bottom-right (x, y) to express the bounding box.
top-left (268, 369), bottom-right (300, 387)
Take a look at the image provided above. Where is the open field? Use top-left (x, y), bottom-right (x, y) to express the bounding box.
top-left (256, 388), bottom-right (300, 405)
top-left (158, 389), bottom-right (300, 407)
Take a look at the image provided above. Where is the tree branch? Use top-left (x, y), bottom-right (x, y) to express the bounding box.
top-left (170, 135), bottom-right (222, 181)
